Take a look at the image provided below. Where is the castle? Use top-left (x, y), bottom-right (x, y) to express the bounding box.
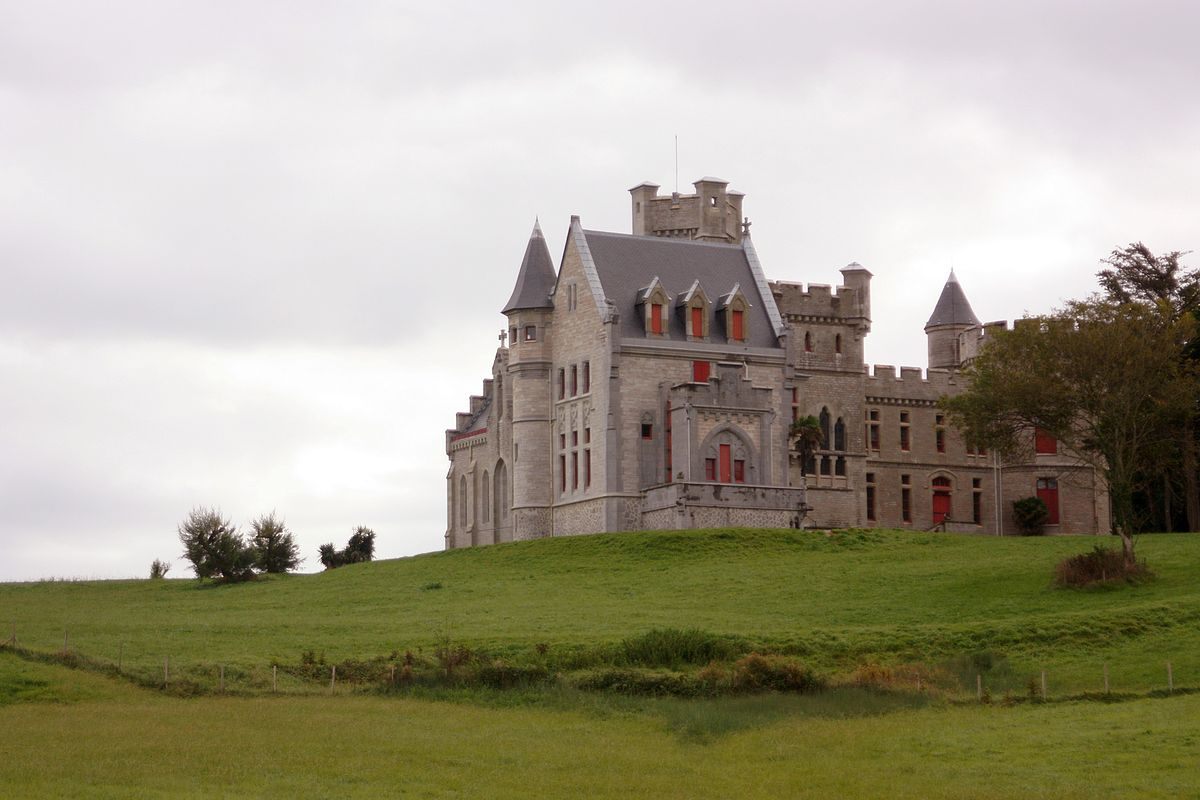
top-left (444, 178), bottom-right (1110, 547)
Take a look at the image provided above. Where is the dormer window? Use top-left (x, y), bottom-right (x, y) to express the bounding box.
top-left (718, 284), bottom-right (750, 343)
top-left (678, 280), bottom-right (711, 340)
top-left (638, 277), bottom-right (670, 337)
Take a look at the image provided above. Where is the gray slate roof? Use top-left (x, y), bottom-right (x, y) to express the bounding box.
top-left (925, 270), bottom-right (980, 328)
top-left (582, 230), bottom-right (781, 349)
top-left (502, 221), bottom-right (557, 313)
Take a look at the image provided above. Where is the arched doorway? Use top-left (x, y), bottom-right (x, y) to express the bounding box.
top-left (932, 476), bottom-right (952, 524)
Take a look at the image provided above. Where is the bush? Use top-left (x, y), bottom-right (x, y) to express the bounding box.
top-left (574, 668), bottom-right (702, 697)
top-left (319, 526), bottom-right (377, 569)
top-left (731, 653), bottom-right (822, 693)
top-left (1055, 545), bottom-right (1152, 587)
top-left (178, 507), bottom-right (255, 583)
top-left (618, 628), bottom-right (743, 668)
top-left (250, 513), bottom-right (301, 573)
top-left (1012, 496), bottom-right (1049, 535)
top-left (473, 659), bottom-right (551, 689)
top-left (149, 559), bottom-right (171, 579)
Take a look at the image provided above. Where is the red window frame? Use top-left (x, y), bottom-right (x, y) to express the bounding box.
top-left (704, 458), bottom-right (717, 481)
top-left (1035, 427), bottom-right (1058, 455)
top-left (650, 303), bottom-right (663, 334)
top-left (733, 459), bottom-right (745, 483)
top-left (691, 306), bottom-right (704, 338)
top-left (1037, 477), bottom-right (1060, 524)
top-left (731, 309), bottom-right (744, 341)
top-left (719, 444), bottom-right (732, 483)
top-left (693, 360), bottom-right (710, 382)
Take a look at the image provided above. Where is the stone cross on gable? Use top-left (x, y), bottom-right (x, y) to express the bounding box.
top-left (498, 329), bottom-right (507, 347)
top-left (741, 217), bottom-right (752, 236)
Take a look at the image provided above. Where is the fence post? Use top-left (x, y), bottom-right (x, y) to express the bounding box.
top-left (1167, 661), bottom-right (1173, 693)
top-left (389, 663), bottom-right (395, 686)
top-left (272, 665), bottom-right (277, 693)
top-left (976, 673), bottom-right (982, 701)
top-left (1040, 669), bottom-right (1047, 700)
top-left (1103, 663), bottom-right (1109, 694)
top-left (331, 664), bottom-right (336, 693)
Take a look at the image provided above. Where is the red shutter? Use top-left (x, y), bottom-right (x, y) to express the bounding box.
top-left (1035, 428), bottom-right (1057, 454)
top-left (691, 306), bottom-right (704, 337)
top-left (932, 492), bottom-right (951, 524)
top-left (704, 458), bottom-right (716, 481)
top-left (733, 459), bottom-right (745, 483)
top-left (732, 309), bottom-right (744, 340)
top-left (693, 361), bottom-right (710, 382)
top-left (650, 304), bottom-right (663, 334)
top-left (719, 444), bottom-right (732, 483)
top-left (1037, 478), bottom-right (1060, 524)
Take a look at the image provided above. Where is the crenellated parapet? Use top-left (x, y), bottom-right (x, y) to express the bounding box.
top-left (957, 320), bottom-right (1021, 364)
top-left (864, 363), bottom-right (962, 405)
top-left (445, 371), bottom-right (499, 450)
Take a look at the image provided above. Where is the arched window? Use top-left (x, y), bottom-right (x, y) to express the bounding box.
top-left (495, 461), bottom-right (508, 521)
top-left (834, 418), bottom-right (846, 452)
top-left (481, 470), bottom-right (490, 522)
top-left (458, 476), bottom-right (467, 527)
top-left (804, 331), bottom-right (813, 352)
top-left (819, 407), bottom-right (831, 448)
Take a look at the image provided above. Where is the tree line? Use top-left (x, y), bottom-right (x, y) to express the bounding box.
top-left (163, 507), bottom-right (377, 582)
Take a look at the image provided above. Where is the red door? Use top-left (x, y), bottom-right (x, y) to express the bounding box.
top-left (719, 444), bottom-right (732, 483)
top-left (932, 492), bottom-right (951, 523)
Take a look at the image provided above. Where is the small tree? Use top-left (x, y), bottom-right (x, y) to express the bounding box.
top-left (1012, 497), bottom-right (1049, 536)
top-left (789, 416), bottom-right (824, 475)
top-left (250, 512), bottom-right (301, 574)
top-left (178, 507), bottom-right (256, 583)
top-left (149, 559), bottom-right (171, 579)
top-left (319, 526), bottom-right (377, 570)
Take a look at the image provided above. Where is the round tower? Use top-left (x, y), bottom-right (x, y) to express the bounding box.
top-left (925, 270), bottom-right (980, 370)
top-left (502, 221), bottom-right (557, 540)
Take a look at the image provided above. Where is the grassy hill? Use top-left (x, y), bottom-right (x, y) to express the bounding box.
top-left (2, 528), bottom-right (1197, 695)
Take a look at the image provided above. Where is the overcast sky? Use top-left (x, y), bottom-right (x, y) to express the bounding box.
top-left (2, 1), bottom-right (1197, 580)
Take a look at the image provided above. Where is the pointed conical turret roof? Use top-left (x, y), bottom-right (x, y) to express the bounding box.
top-left (502, 220), bottom-right (557, 314)
top-left (925, 269), bottom-right (980, 329)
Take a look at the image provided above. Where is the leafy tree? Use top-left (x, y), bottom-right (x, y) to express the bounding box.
top-left (149, 559), bottom-right (171, 579)
top-left (1098, 242), bottom-right (1199, 531)
top-left (1011, 497), bottom-right (1049, 536)
top-left (250, 512), bottom-right (301, 573)
top-left (943, 299), bottom-right (1197, 565)
top-left (789, 415), bottom-right (824, 475)
top-left (178, 507), bottom-right (256, 582)
top-left (318, 526), bottom-right (377, 570)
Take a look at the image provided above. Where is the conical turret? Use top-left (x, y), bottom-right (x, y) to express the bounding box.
top-left (502, 220), bottom-right (556, 314)
top-left (925, 270), bottom-right (980, 369)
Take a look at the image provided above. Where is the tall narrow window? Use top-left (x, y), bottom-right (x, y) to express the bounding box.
top-left (691, 306), bottom-right (704, 338)
top-left (731, 309), bottom-right (745, 341)
top-left (571, 452), bottom-right (578, 490)
top-left (585, 449), bottom-right (591, 488)
top-left (557, 369), bottom-right (565, 400)
top-left (1037, 478), bottom-right (1060, 524)
top-left (693, 360), bottom-right (710, 382)
top-left (664, 400), bottom-right (672, 482)
top-left (834, 418), bottom-right (846, 451)
top-left (705, 458), bottom-right (717, 481)
top-left (650, 303), bottom-right (663, 334)
top-left (791, 387), bottom-right (799, 422)
top-left (835, 333), bottom-right (842, 354)
top-left (865, 472), bottom-right (876, 521)
top-left (932, 476), bottom-right (952, 524)
top-left (559, 455), bottom-right (566, 493)
top-left (570, 364), bottom-right (578, 396)
top-left (582, 361), bottom-right (590, 393)
top-left (482, 471), bottom-right (490, 523)
top-left (899, 411), bottom-right (910, 451)
top-left (733, 459), bottom-right (745, 483)
top-left (867, 409), bottom-right (880, 451)
top-left (972, 478), bottom-right (983, 524)
top-left (901, 474), bottom-right (912, 523)
top-left (819, 408), bottom-right (831, 447)
top-left (804, 331), bottom-right (813, 352)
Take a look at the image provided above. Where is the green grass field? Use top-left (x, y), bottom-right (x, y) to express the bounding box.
top-left (2, 528), bottom-right (1199, 797)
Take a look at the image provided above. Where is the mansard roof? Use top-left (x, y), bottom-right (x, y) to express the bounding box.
top-left (925, 270), bottom-right (980, 329)
top-left (581, 230), bottom-right (781, 348)
top-left (502, 220), bottom-right (557, 314)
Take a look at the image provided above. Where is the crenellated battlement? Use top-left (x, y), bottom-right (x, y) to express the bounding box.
top-left (771, 280), bottom-right (861, 320)
top-left (957, 319), bottom-right (1022, 363)
top-left (864, 363), bottom-right (961, 401)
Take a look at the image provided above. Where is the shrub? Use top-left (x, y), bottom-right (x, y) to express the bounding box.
top-left (149, 559), bottom-right (171, 579)
top-left (618, 628), bottom-right (742, 668)
top-left (574, 668), bottom-right (701, 697)
top-left (473, 659), bottom-right (551, 689)
top-left (1054, 545), bottom-right (1152, 587)
top-left (1012, 496), bottom-right (1049, 535)
top-left (731, 653), bottom-right (822, 693)
top-left (319, 526), bottom-right (377, 569)
top-left (250, 513), bottom-right (301, 573)
top-left (177, 507), bottom-right (256, 583)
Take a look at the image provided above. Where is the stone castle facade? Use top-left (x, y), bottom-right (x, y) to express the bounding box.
top-left (445, 178), bottom-right (1110, 548)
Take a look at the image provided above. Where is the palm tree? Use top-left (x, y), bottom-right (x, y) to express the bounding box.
top-left (789, 415), bottom-right (824, 475)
